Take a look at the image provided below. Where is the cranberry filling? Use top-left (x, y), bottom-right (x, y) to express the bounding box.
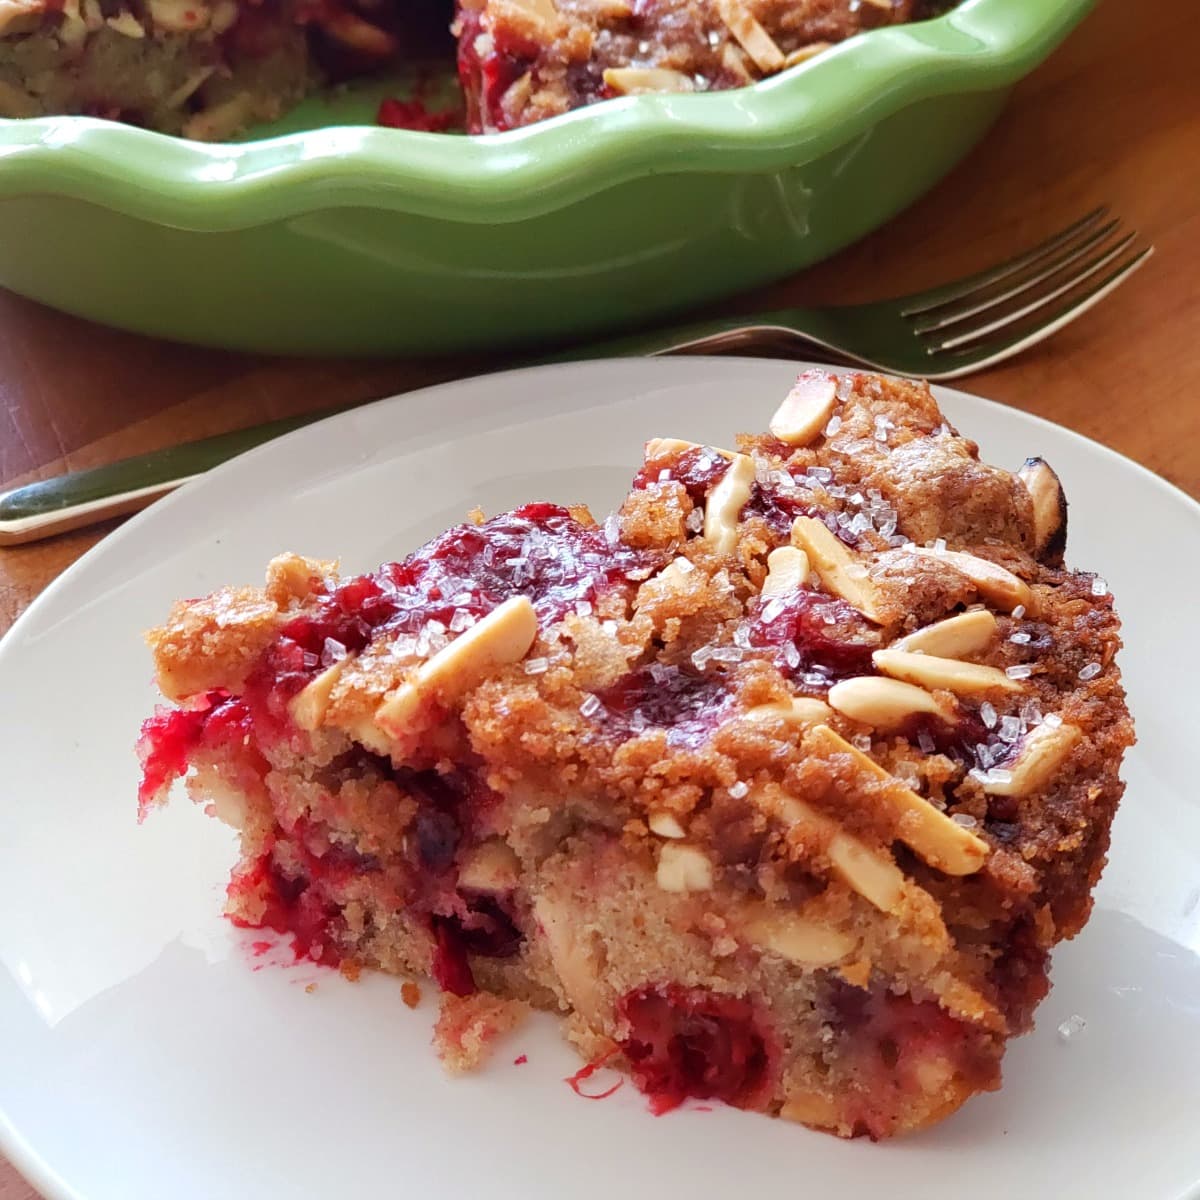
top-left (745, 590), bottom-right (875, 686)
top-left (430, 894), bottom-right (523, 997)
top-left (376, 96), bottom-right (460, 131)
top-left (596, 664), bottom-right (733, 748)
top-left (226, 849), bottom-right (347, 966)
top-left (741, 479), bottom-right (820, 538)
top-left (454, 2), bottom-right (529, 132)
top-left (633, 446), bottom-right (731, 506)
top-left (618, 986), bottom-right (769, 1113)
top-left (136, 691), bottom-right (253, 817)
top-left (235, 503), bottom-right (663, 747)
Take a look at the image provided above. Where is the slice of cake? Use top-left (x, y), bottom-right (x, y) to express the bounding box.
top-left (138, 370), bottom-right (1133, 1138)
top-left (453, 0), bottom-right (918, 133)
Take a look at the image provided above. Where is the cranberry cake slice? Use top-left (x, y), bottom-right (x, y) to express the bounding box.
top-left (454, 0), bottom-right (924, 132)
top-left (138, 371), bottom-right (1133, 1138)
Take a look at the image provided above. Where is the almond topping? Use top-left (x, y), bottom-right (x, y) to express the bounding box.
top-left (714, 0), bottom-right (784, 72)
top-left (873, 647), bottom-right (1022, 694)
top-left (648, 811), bottom-right (687, 839)
top-left (741, 696), bottom-right (833, 728)
top-left (656, 843), bottom-right (714, 893)
top-left (908, 546), bottom-right (1032, 613)
top-left (827, 675), bottom-right (956, 730)
top-left (703, 452), bottom-right (756, 555)
top-left (979, 721), bottom-right (1081, 796)
top-left (790, 516), bottom-right (884, 623)
top-left (375, 596), bottom-right (538, 739)
top-left (1017, 457), bottom-right (1068, 562)
top-left (812, 724), bottom-right (989, 876)
top-left (775, 792), bottom-right (906, 913)
top-left (782, 40), bottom-right (831, 68)
top-left (720, 42), bottom-right (754, 83)
top-left (602, 66), bottom-right (695, 95)
top-left (892, 609), bottom-right (997, 658)
top-left (289, 658), bottom-right (350, 731)
top-left (762, 545), bottom-right (810, 597)
top-left (738, 902), bottom-right (857, 967)
top-left (768, 370), bottom-right (838, 446)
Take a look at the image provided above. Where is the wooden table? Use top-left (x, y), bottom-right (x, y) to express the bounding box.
top-left (1, 0), bottom-right (1196, 1192)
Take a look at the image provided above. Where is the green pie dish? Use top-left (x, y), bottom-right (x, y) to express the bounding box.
top-left (0, 0), bottom-right (1092, 356)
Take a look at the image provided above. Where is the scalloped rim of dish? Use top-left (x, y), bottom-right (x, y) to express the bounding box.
top-left (0, 0), bottom-right (1092, 229)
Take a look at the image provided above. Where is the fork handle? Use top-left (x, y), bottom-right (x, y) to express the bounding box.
top-left (0, 315), bottom-right (828, 547)
top-left (0, 411), bottom-right (336, 546)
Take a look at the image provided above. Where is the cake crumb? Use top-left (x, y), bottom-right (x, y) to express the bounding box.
top-left (305, 982), bottom-right (317, 994)
top-left (435, 993), bottom-right (530, 1073)
top-left (401, 981), bottom-right (422, 1008)
top-left (514, 1053), bottom-right (528, 1065)
top-left (339, 959), bottom-right (362, 982)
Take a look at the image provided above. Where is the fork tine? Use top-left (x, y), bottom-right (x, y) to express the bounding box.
top-left (898, 207), bottom-right (1110, 317)
top-left (928, 232), bottom-right (1140, 352)
top-left (910, 218), bottom-right (1123, 335)
top-left (923, 245), bottom-right (1153, 378)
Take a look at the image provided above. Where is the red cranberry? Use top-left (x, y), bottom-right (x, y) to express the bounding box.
top-left (746, 590), bottom-right (875, 685)
top-left (136, 691), bottom-right (252, 816)
top-left (430, 918), bottom-right (477, 997)
top-left (633, 446), bottom-right (730, 507)
top-left (596, 665), bottom-right (733, 748)
top-left (618, 986), bottom-right (769, 1113)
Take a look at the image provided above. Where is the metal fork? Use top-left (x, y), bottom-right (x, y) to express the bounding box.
top-left (567, 206), bottom-right (1152, 376)
top-left (0, 207), bottom-right (1151, 546)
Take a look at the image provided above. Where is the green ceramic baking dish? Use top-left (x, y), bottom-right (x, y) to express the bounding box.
top-left (0, 0), bottom-right (1092, 356)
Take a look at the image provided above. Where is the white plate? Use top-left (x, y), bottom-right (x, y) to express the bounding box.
top-left (2, 359), bottom-right (1199, 1200)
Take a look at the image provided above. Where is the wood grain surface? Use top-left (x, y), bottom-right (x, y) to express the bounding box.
top-left (1, 0), bottom-right (1197, 1193)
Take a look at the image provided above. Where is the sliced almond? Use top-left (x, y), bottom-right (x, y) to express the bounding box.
top-left (790, 516), bottom-right (884, 623)
top-left (289, 658), bottom-right (350, 731)
top-left (827, 675), bottom-right (955, 730)
top-left (714, 0), bottom-right (784, 72)
top-left (458, 839), bottom-right (521, 892)
top-left (762, 545), bottom-right (810, 597)
top-left (873, 647), bottom-right (1022, 694)
top-left (979, 721), bottom-right (1081, 796)
top-left (648, 811), bottom-right (687, 839)
top-left (643, 437), bottom-right (734, 462)
top-left (776, 793), bottom-right (905, 913)
top-left (738, 902), bottom-right (857, 967)
top-left (812, 724), bottom-right (989, 876)
top-left (375, 596), bottom-right (538, 739)
top-left (1017, 457), bottom-right (1068, 563)
top-left (768, 370), bottom-right (838, 446)
top-left (720, 42), bottom-right (754, 84)
top-left (148, 0), bottom-right (208, 32)
top-left (892, 609), bottom-right (997, 658)
top-left (703, 452), bottom-right (756, 555)
top-left (782, 41), bottom-right (831, 68)
top-left (908, 546), bottom-right (1032, 614)
top-left (741, 696), bottom-right (834, 729)
top-left (603, 66), bottom-right (695, 95)
top-left (656, 843), bottom-right (713, 893)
